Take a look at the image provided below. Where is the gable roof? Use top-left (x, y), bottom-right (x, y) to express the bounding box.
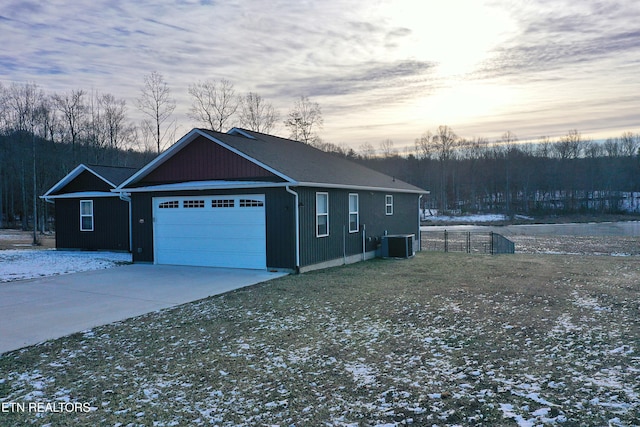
top-left (42, 164), bottom-right (138, 199)
top-left (118, 128), bottom-right (426, 194)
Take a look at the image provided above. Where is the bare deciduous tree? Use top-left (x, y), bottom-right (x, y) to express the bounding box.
top-left (101, 93), bottom-right (135, 152)
top-left (238, 92), bottom-right (278, 133)
top-left (432, 125), bottom-right (460, 211)
top-left (620, 131), bottom-right (639, 157)
top-left (188, 79), bottom-right (238, 132)
top-left (433, 125), bottom-right (459, 162)
top-left (53, 89), bottom-right (87, 160)
top-left (415, 131), bottom-right (433, 160)
top-left (379, 138), bottom-right (397, 158)
top-left (137, 71), bottom-right (176, 153)
top-left (359, 142), bottom-right (375, 160)
top-left (284, 95), bottom-right (323, 145)
top-left (554, 129), bottom-right (583, 159)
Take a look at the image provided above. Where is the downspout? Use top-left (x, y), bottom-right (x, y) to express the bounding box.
top-left (362, 224), bottom-right (366, 261)
top-left (285, 185), bottom-right (301, 272)
top-left (119, 192), bottom-right (132, 253)
top-left (418, 195), bottom-right (423, 252)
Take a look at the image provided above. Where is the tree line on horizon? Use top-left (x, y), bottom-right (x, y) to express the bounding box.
top-left (357, 126), bottom-right (640, 217)
top-left (1, 77), bottom-right (639, 230)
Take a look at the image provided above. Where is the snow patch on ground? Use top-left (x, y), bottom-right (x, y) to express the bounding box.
top-left (424, 213), bottom-right (508, 223)
top-left (0, 250), bottom-right (131, 283)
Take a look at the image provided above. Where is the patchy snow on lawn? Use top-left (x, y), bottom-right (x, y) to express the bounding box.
top-left (424, 213), bottom-right (508, 223)
top-left (1, 255), bottom-right (638, 426)
top-left (0, 250), bottom-right (131, 282)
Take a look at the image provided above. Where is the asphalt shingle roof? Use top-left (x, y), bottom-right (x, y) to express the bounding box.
top-left (87, 165), bottom-right (139, 187)
top-left (199, 128), bottom-right (426, 193)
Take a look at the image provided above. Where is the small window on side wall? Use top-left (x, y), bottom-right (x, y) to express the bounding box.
top-left (316, 192), bottom-right (329, 237)
top-left (385, 195), bottom-right (393, 215)
top-left (349, 193), bottom-right (359, 233)
top-left (80, 200), bottom-right (94, 231)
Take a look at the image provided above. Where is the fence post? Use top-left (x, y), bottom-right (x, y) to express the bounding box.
top-left (490, 231), bottom-right (494, 255)
top-left (444, 230), bottom-right (448, 253)
top-left (467, 232), bottom-right (471, 253)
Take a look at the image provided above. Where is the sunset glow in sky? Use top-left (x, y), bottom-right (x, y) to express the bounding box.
top-left (2, 0), bottom-right (639, 151)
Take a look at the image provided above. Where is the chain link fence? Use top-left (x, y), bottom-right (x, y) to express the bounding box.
top-left (422, 230), bottom-right (515, 254)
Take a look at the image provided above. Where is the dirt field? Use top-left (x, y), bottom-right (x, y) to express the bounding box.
top-left (0, 230), bottom-right (55, 250)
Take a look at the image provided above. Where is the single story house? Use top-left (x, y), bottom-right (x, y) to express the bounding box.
top-left (41, 164), bottom-right (138, 251)
top-left (117, 128), bottom-right (427, 272)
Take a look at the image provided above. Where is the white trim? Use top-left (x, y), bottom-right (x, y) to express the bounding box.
top-left (80, 200), bottom-right (94, 232)
top-left (316, 192), bottom-right (329, 238)
top-left (418, 195), bottom-right (422, 252)
top-left (385, 194), bottom-right (394, 215)
top-left (348, 193), bottom-right (359, 233)
top-left (41, 191), bottom-right (121, 200)
top-left (298, 181), bottom-right (426, 194)
top-left (42, 164), bottom-right (117, 198)
top-left (119, 180), bottom-right (428, 195)
top-left (117, 180), bottom-right (291, 193)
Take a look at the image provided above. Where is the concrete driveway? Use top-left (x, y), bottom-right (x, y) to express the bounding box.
top-left (0, 264), bottom-right (287, 354)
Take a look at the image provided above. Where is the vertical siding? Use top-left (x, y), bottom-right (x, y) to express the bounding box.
top-left (298, 188), bottom-right (365, 267)
top-left (264, 188), bottom-right (296, 269)
top-left (139, 136), bottom-right (279, 184)
top-left (55, 198), bottom-right (130, 251)
top-left (54, 171), bottom-right (112, 194)
top-left (130, 188), bottom-right (296, 269)
top-left (298, 188), bottom-right (420, 268)
top-left (131, 193), bottom-right (154, 262)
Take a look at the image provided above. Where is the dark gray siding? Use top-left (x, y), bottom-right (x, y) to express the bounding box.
top-left (55, 197), bottom-right (130, 251)
top-left (130, 187), bottom-right (296, 269)
top-left (131, 193), bottom-right (154, 262)
top-left (297, 188), bottom-right (419, 267)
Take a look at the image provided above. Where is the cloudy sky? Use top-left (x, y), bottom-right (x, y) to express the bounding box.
top-left (2, 0), bottom-right (639, 151)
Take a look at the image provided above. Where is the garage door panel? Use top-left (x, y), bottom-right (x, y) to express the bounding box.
top-left (153, 195), bottom-right (266, 269)
top-left (156, 250), bottom-right (265, 268)
top-left (157, 235), bottom-right (264, 252)
top-left (156, 225), bottom-right (265, 240)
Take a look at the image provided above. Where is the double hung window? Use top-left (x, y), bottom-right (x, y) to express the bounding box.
top-left (349, 193), bottom-right (359, 233)
top-left (385, 195), bottom-right (394, 215)
top-left (80, 200), bottom-right (94, 231)
top-left (316, 192), bottom-right (329, 237)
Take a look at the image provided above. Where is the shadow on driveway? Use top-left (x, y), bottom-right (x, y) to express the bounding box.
top-left (0, 264), bottom-right (287, 354)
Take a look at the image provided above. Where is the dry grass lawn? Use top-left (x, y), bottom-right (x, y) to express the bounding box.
top-left (1, 252), bottom-right (639, 426)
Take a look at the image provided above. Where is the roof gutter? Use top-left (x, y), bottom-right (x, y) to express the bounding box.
top-left (296, 181), bottom-right (429, 195)
top-left (285, 185), bottom-right (301, 273)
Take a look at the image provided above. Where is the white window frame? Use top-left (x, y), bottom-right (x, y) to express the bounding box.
top-left (348, 193), bottom-right (359, 233)
top-left (316, 192), bottom-right (329, 237)
top-left (385, 195), bottom-right (394, 216)
top-left (80, 200), bottom-right (94, 231)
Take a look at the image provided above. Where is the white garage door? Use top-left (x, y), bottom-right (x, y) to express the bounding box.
top-left (153, 195), bottom-right (266, 269)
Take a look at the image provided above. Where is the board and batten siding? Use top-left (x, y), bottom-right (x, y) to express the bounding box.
top-left (297, 188), bottom-right (420, 268)
top-left (55, 197), bottom-right (130, 251)
top-left (131, 188), bottom-right (296, 269)
top-left (136, 135), bottom-right (281, 185)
